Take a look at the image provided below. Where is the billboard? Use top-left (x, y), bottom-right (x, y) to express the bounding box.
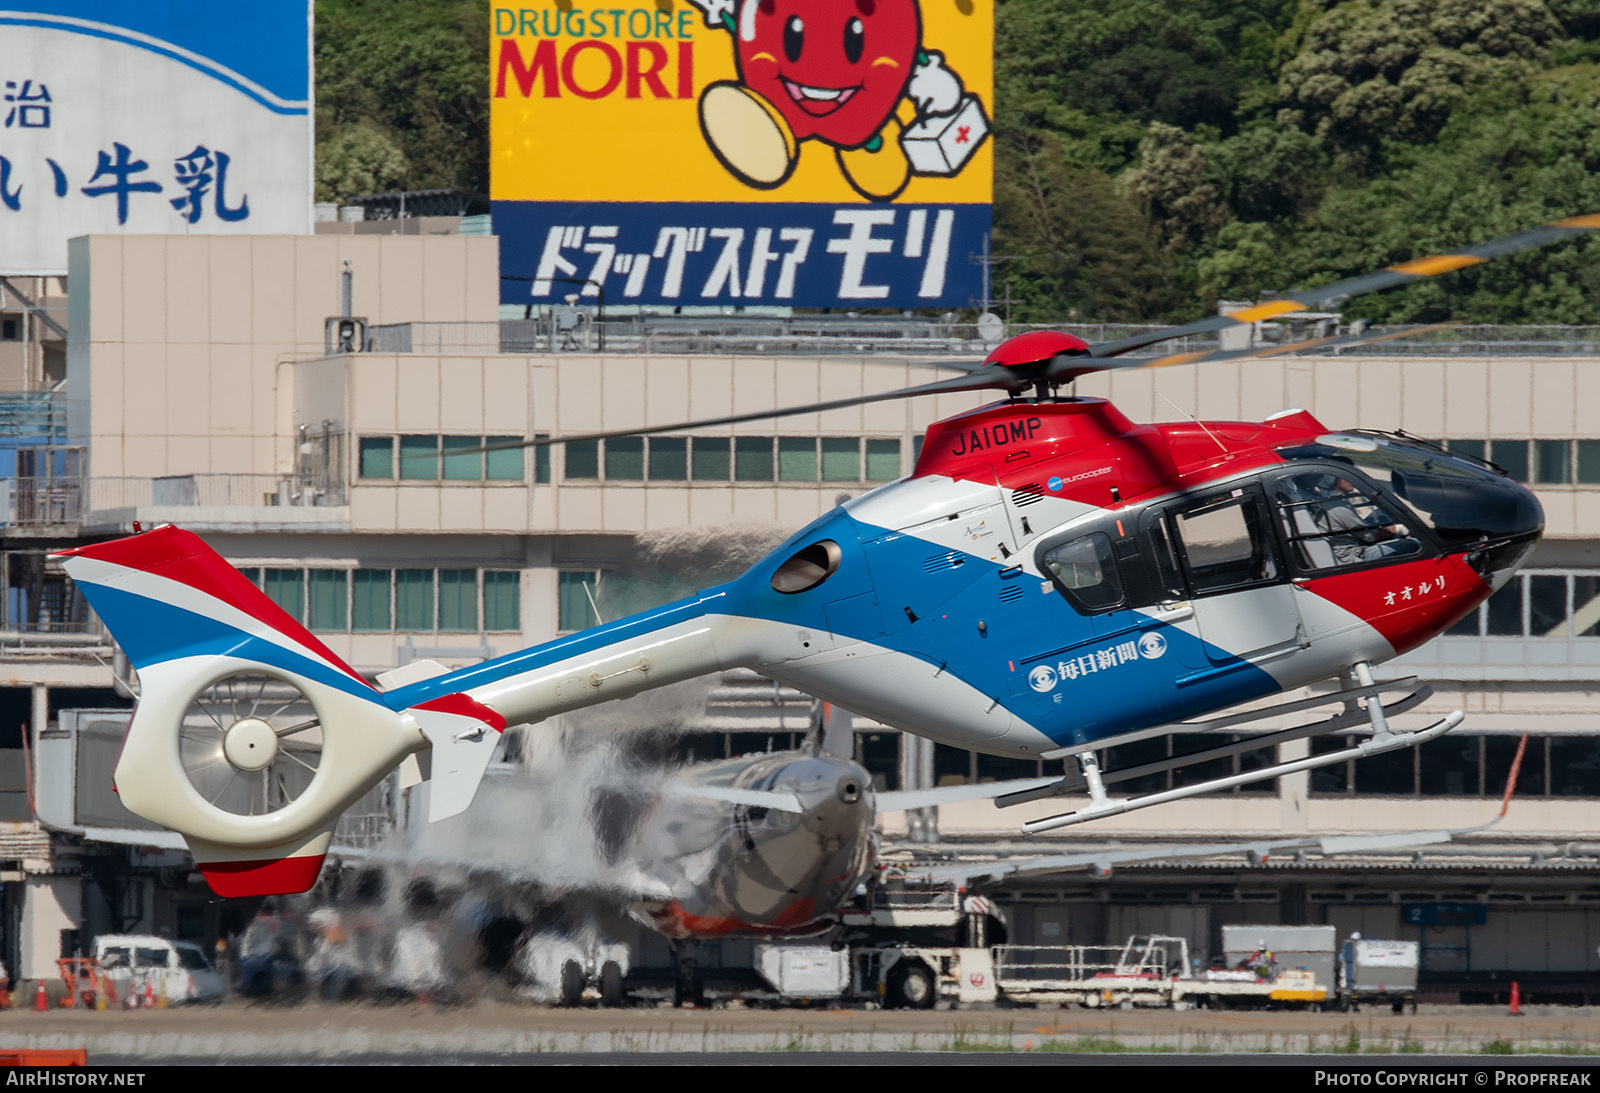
top-left (491, 1), bottom-right (992, 309)
top-left (0, 1), bottom-right (312, 275)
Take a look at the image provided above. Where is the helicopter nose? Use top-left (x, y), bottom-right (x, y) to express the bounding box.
top-left (1464, 477), bottom-right (1542, 590)
top-left (1389, 457), bottom-right (1542, 564)
top-left (1470, 529), bottom-right (1540, 592)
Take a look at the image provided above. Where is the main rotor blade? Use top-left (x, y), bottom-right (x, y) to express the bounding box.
top-left (1084, 320), bottom-right (1460, 377)
top-left (482, 369), bottom-right (1019, 452)
top-left (1086, 214), bottom-right (1600, 360)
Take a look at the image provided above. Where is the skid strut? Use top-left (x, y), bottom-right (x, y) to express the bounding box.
top-left (1016, 665), bottom-right (1463, 835)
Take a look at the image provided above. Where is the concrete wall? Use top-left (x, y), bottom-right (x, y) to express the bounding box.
top-left (19, 872), bottom-right (78, 980)
top-left (65, 234), bottom-right (499, 480)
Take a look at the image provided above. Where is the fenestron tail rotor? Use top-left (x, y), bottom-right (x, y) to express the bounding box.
top-left (476, 214), bottom-right (1597, 452)
top-left (178, 671), bottom-right (324, 818)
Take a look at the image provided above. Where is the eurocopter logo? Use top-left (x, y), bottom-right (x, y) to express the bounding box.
top-left (1028, 632), bottom-right (1166, 692)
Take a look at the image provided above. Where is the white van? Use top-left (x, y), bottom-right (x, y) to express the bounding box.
top-left (93, 935), bottom-right (227, 1004)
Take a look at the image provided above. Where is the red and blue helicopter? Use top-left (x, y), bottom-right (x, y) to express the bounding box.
top-left (54, 214), bottom-right (1597, 897)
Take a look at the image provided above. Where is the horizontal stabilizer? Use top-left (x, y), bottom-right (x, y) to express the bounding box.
top-left (406, 693), bottom-right (507, 823)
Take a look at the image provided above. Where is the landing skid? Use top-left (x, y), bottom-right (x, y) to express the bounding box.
top-left (1008, 664), bottom-right (1463, 835)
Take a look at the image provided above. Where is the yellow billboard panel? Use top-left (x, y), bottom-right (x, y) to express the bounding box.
top-left (491, 1), bottom-right (993, 206)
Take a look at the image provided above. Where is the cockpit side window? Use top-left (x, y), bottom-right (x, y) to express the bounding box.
top-left (1169, 489), bottom-right (1283, 596)
top-left (1041, 533), bottom-right (1125, 613)
top-left (1273, 470), bottom-right (1423, 573)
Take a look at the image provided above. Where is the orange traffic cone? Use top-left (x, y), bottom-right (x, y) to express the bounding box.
top-left (1509, 980), bottom-right (1523, 1016)
top-left (143, 980), bottom-right (155, 1009)
top-left (33, 981), bottom-right (46, 1012)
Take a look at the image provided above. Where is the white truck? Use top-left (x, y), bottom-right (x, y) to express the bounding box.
top-left (93, 935), bottom-right (227, 1005)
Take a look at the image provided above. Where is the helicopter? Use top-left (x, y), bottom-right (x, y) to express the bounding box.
top-left (54, 214), bottom-right (1596, 898)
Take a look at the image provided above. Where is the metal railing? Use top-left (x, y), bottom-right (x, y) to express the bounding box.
top-left (993, 945), bottom-right (1127, 986)
top-left (0, 392), bottom-right (66, 440)
top-left (369, 318), bottom-right (1218, 358)
top-left (87, 473), bottom-right (346, 511)
top-left (5, 476), bottom-right (82, 525)
top-left (362, 319), bottom-right (1600, 358)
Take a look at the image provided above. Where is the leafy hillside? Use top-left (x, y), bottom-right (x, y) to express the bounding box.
top-left (993, 0), bottom-right (1600, 323)
top-left (313, 0), bottom-right (1600, 323)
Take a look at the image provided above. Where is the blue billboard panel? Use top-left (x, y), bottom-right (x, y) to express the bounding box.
top-left (494, 201), bottom-right (990, 309)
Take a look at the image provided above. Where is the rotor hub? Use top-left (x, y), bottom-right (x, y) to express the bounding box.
top-left (222, 717), bottom-right (279, 773)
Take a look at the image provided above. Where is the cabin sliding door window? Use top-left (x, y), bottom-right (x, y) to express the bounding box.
top-left (1170, 491), bottom-right (1281, 596)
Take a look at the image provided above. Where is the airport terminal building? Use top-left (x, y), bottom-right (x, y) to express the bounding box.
top-left (1, 227), bottom-right (1598, 1000)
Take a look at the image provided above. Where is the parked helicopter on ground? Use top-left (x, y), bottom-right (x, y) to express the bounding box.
top-left (56, 215), bottom-right (1597, 897)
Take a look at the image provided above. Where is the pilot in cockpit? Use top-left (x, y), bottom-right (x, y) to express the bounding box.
top-left (1279, 473), bottom-right (1421, 568)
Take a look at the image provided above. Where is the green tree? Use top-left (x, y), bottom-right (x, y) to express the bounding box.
top-left (315, 0), bottom-right (489, 200)
top-left (1278, 0), bottom-right (1564, 161)
top-left (315, 122), bottom-right (410, 202)
top-left (1123, 122), bottom-right (1229, 249)
top-left (993, 133), bottom-right (1183, 322)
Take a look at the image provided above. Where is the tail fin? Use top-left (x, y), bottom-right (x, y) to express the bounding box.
top-left (56, 526), bottom-right (427, 897)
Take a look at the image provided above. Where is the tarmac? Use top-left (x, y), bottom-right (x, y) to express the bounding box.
top-left (1, 1000), bottom-right (1598, 1060)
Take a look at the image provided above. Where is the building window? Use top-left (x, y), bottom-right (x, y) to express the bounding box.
top-left (488, 437), bottom-right (527, 482)
top-left (437, 569), bottom-right (478, 632)
top-left (649, 437), bottom-right (687, 480)
top-left (1312, 734), bottom-right (1575, 797)
top-left (396, 569), bottom-right (435, 631)
top-left (308, 570), bottom-right (347, 632)
top-left (561, 435), bottom-right (903, 485)
top-left (243, 566), bottom-right (522, 636)
top-left (262, 569), bottom-right (305, 624)
top-left (1579, 441), bottom-right (1600, 484)
top-left (399, 435), bottom-right (439, 480)
top-left (734, 437), bottom-right (774, 481)
top-left (1450, 570), bottom-right (1600, 639)
top-left (440, 436), bottom-right (481, 481)
top-left (530, 436), bottom-right (551, 484)
top-left (1535, 439), bottom-right (1571, 485)
top-left (605, 437), bottom-right (645, 481)
top-left (356, 435), bottom-right (527, 482)
top-left (483, 571), bottom-right (521, 632)
top-left (691, 436), bottom-right (730, 481)
top-left (1440, 437), bottom-right (1600, 486)
top-left (359, 437), bottom-right (394, 479)
top-left (865, 438), bottom-right (902, 481)
top-left (565, 439), bottom-right (599, 480)
top-left (778, 437), bottom-right (817, 482)
top-left (352, 569), bottom-right (392, 631)
top-left (558, 570), bottom-right (604, 631)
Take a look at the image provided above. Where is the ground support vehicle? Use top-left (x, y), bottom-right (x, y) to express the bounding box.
top-left (513, 932), bottom-right (632, 1007)
top-left (1341, 938), bottom-right (1419, 1014)
top-left (992, 934), bottom-right (1333, 1009)
top-left (849, 943), bottom-right (997, 1008)
top-left (92, 935), bottom-right (226, 1005)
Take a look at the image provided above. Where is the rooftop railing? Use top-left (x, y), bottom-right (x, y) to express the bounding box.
top-left (4, 475), bottom-right (81, 525)
top-left (363, 319), bottom-right (1600, 358)
top-left (86, 473), bottom-right (346, 511)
